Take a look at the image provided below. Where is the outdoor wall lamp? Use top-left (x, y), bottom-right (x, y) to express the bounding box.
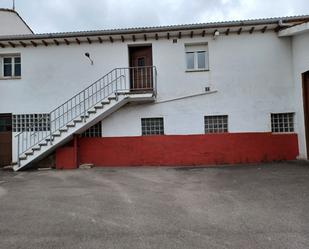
top-left (213, 30), bottom-right (220, 40)
top-left (85, 52), bottom-right (94, 65)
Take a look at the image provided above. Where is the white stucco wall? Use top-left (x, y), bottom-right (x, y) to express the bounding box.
top-left (102, 32), bottom-right (295, 136)
top-left (0, 10), bottom-right (32, 36)
top-left (291, 32), bottom-right (309, 158)
top-left (0, 30), bottom-right (305, 159)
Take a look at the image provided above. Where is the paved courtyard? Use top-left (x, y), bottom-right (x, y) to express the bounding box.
top-left (0, 162), bottom-right (309, 249)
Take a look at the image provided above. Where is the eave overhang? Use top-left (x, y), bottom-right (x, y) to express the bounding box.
top-left (0, 15), bottom-right (308, 48)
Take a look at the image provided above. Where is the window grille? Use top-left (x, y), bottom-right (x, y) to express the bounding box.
top-left (204, 115), bottom-right (228, 133)
top-left (81, 122), bottom-right (102, 137)
top-left (13, 114), bottom-right (50, 132)
top-left (141, 118), bottom-right (164, 136)
top-left (271, 113), bottom-right (294, 133)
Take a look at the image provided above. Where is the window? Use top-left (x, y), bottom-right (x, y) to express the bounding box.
top-left (13, 114), bottom-right (50, 132)
top-left (185, 44), bottom-right (209, 71)
top-left (141, 118), bottom-right (164, 136)
top-left (271, 113), bottom-right (294, 133)
top-left (204, 115), bottom-right (228, 133)
top-left (0, 115), bottom-right (12, 132)
top-left (1, 54), bottom-right (21, 78)
top-left (137, 57), bottom-right (145, 67)
top-left (81, 122), bottom-right (102, 137)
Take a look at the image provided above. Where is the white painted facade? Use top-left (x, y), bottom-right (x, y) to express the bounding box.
top-left (292, 32), bottom-right (309, 158)
top-left (0, 9), bottom-right (32, 36)
top-left (0, 12), bottom-right (309, 163)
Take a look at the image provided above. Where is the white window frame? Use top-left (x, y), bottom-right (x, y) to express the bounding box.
top-left (185, 43), bottom-right (209, 72)
top-left (0, 54), bottom-right (21, 79)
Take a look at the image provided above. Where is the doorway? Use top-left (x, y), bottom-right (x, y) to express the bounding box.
top-left (0, 114), bottom-right (12, 167)
top-left (302, 71), bottom-right (309, 157)
top-left (129, 45), bottom-right (153, 91)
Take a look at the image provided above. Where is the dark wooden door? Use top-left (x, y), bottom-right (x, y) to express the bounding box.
top-left (0, 114), bottom-right (12, 167)
top-left (303, 72), bottom-right (309, 157)
top-left (129, 46), bottom-right (153, 91)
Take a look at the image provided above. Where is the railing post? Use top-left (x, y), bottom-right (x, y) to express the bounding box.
top-left (17, 134), bottom-right (20, 167)
top-left (49, 118), bottom-right (53, 145)
top-left (154, 67), bottom-right (157, 97)
top-left (83, 91), bottom-right (86, 122)
top-left (115, 69), bottom-right (119, 101)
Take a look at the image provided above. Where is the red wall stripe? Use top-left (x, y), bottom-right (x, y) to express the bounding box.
top-left (56, 133), bottom-right (299, 169)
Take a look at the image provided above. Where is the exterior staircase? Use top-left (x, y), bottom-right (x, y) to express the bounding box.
top-left (14, 66), bottom-right (157, 171)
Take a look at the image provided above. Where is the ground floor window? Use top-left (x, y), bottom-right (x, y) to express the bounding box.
top-left (204, 115), bottom-right (228, 133)
top-left (81, 122), bottom-right (102, 137)
top-left (13, 114), bottom-right (50, 132)
top-left (271, 113), bottom-right (294, 133)
top-left (141, 117), bottom-right (164, 136)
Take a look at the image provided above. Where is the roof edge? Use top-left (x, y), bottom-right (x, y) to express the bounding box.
top-left (0, 14), bottom-right (308, 41)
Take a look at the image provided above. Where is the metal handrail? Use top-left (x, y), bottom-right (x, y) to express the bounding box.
top-left (16, 66), bottom-right (157, 166)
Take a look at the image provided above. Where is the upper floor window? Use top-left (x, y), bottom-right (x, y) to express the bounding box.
top-left (1, 54), bottom-right (21, 79)
top-left (185, 44), bottom-right (209, 71)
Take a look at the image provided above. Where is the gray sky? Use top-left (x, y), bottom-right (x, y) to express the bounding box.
top-left (1, 0), bottom-right (309, 33)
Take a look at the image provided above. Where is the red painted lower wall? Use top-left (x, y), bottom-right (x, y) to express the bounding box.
top-left (56, 133), bottom-right (299, 169)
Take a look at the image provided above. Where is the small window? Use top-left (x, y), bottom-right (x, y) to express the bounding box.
top-left (141, 118), bottom-right (164, 136)
top-left (271, 113), bottom-right (294, 133)
top-left (1, 54), bottom-right (21, 78)
top-left (13, 114), bottom-right (50, 132)
top-left (81, 122), bottom-right (102, 137)
top-left (185, 44), bottom-right (209, 71)
top-left (205, 115), bottom-right (228, 133)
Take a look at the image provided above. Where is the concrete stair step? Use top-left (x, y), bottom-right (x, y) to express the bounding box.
top-left (108, 96), bottom-right (117, 101)
top-left (66, 123), bottom-right (75, 128)
top-left (87, 109), bottom-right (96, 114)
top-left (94, 104), bottom-right (103, 109)
top-left (19, 154), bottom-right (27, 160)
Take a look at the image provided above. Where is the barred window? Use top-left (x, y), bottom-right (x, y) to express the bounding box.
top-left (271, 113), bottom-right (294, 133)
top-left (141, 118), bottom-right (164, 136)
top-left (13, 114), bottom-right (50, 132)
top-left (204, 115), bottom-right (228, 133)
top-left (81, 122), bottom-right (102, 137)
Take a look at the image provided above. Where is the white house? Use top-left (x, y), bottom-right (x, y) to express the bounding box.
top-left (0, 8), bottom-right (308, 170)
